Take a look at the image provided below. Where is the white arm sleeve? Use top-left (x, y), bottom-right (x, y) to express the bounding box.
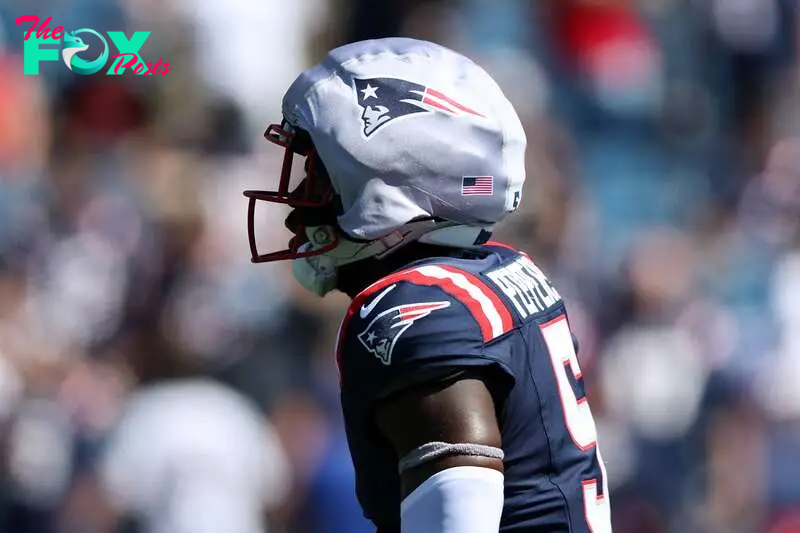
top-left (400, 466), bottom-right (504, 533)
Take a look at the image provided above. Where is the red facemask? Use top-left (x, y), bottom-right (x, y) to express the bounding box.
top-left (243, 123), bottom-right (340, 263)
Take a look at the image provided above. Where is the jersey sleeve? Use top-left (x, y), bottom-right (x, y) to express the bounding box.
top-left (336, 264), bottom-right (516, 401)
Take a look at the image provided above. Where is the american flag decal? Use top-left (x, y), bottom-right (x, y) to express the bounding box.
top-left (461, 176), bottom-right (494, 196)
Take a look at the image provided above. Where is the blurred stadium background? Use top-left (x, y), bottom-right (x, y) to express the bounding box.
top-left (0, 0), bottom-right (800, 532)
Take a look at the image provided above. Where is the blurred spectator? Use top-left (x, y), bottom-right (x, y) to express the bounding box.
top-left (94, 377), bottom-right (290, 533)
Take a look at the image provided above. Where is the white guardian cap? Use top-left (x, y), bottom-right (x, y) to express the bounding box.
top-left (244, 38), bottom-right (527, 295)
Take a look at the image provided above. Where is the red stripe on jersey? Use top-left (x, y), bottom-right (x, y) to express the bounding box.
top-left (403, 269), bottom-right (494, 341)
top-left (539, 313), bottom-right (567, 330)
top-left (361, 268), bottom-right (496, 341)
top-left (485, 240), bottom-right (516, 251)
top-left (336, 265), bottom-right (515, 377)
top-left (485, 240), bottom-right (533, 261)
top-left (437, 265), bottom-right (514, 336)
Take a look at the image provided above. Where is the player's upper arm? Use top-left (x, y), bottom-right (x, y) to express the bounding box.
top-left (374, 374), bottom-right (508, 533)
top-left (338, 268), bottom-right (516, 532)
top-left (374, 374), bottom-right (504, 497)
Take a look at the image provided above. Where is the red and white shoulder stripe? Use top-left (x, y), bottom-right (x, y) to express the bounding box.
top-left (410, 265), bottom-right (513, 341)
top-left (334, 264), bottom-right (515, 382)
top-left (347, 264), bottom-right (513, 340)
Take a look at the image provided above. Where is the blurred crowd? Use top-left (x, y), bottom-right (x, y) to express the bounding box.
top-left (0, 0), bottom-right (799, 532)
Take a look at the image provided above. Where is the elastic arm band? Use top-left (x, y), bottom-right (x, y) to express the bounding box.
top-left (398, 441), bottom-right (504, 473)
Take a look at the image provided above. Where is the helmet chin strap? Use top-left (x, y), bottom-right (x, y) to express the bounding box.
top-left (291, 221), bottom-right (491, 296)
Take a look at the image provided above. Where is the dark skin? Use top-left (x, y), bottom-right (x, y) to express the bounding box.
top-left (337, 248), bottom-right (505, 498)
top-left (376, 377), bottom-right (504, 498)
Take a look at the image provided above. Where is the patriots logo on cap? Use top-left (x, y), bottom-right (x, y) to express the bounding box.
top-left (358, 301), bottom-right (451, 365)
top-left (354, 77), bottom-right (484, 138)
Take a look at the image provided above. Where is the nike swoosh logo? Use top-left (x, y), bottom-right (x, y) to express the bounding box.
top-left (360, 284), bottom-right (397, 319)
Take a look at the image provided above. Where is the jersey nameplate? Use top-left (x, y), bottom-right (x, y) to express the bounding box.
top-left (486, 257), bottom-right (562, 319)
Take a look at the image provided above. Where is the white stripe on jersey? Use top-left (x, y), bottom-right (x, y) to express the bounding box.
top-left (414, 265), bottom-right (506, 338)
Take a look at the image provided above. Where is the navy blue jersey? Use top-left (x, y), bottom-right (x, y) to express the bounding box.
top-left (337, 243), bottom-right (612, 532)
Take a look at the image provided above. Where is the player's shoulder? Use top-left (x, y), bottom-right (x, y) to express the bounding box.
top-left (335, 248), bottom-right (523, 379)
top-left (334, 242), bottom-right (565, 397)
top-left (351, 252), bottom-right (518, 339)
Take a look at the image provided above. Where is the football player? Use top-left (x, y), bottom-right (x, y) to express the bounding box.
top-left (244, 38), bottom-right (612, 533)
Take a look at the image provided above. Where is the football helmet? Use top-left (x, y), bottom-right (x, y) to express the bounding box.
top-left (244, 38), bottom-right (527, 296)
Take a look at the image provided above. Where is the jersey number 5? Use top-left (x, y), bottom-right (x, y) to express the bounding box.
top-left (540, 315), bottom-right (612, 533)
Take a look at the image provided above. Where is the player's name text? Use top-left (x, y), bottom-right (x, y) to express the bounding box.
top-left (487, 257), bottom-right (562, 319)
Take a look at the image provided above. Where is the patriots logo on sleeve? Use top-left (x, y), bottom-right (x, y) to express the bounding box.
top-left (353, 77), bottom-right (484, 138)
top-left (358, 301), bottom-right (451, 365)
